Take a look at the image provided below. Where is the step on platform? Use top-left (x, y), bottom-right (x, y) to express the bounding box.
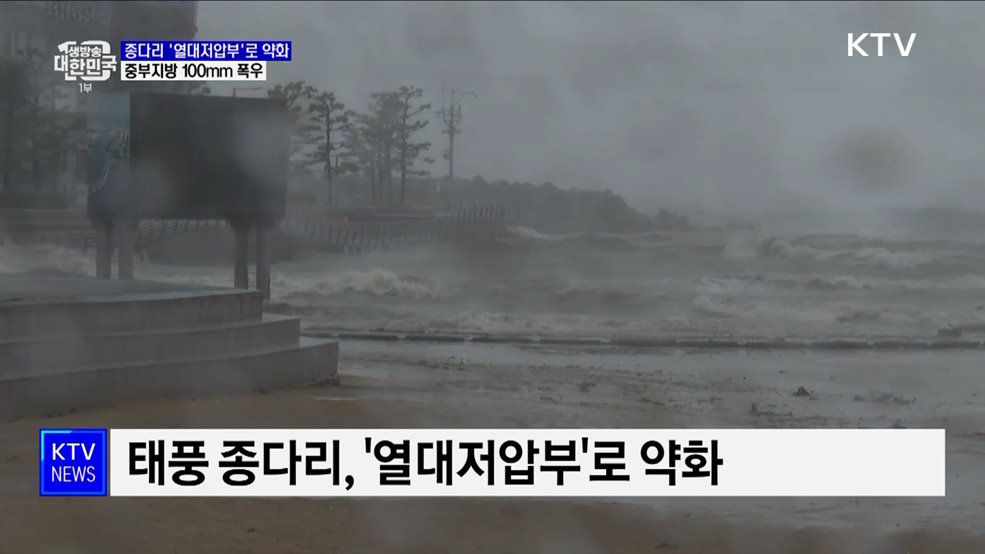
top-left (0, 275), bottom-right (338, 420)
top-left (0, 277), bottom-right (264, 339)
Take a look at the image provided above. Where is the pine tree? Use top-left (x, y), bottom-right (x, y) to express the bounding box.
top-left (266, 81), bottom-right (317, 176)
top-left (393, 86), bottom-right (433, 204)
top-left (304, 91), bottom-right (355, 206)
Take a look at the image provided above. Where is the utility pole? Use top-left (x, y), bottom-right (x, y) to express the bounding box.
top-left (436, 89), bottom-right (476, 181)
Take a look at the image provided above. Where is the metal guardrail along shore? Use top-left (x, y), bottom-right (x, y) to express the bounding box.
top-left (304, 329), bottom-right (985, 350)
top-left (0, 219), bottom-right (226, 255)
top-left (0, 202), bottom-right (508, 256)
top-left (283, 202), bottom-right (507, 254)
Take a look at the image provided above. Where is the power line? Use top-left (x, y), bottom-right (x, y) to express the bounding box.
top-left (435, 89), bottom-right (476, 180)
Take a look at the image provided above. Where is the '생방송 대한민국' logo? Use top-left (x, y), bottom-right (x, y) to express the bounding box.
top-left (53, 40), bottom-right (118, 82)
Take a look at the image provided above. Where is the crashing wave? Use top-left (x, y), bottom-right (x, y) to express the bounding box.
top-left (757, 237), bottom-right (941, 269)
top-left (273, 268), bottom-right (446, 301)
top-left (505, 225), bottom-right (555, 241)
top-left (0, 243), bottom-right (92, 276)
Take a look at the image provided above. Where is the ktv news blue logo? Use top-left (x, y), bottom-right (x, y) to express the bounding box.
top-left (40, 429), bottom-right (108, 496)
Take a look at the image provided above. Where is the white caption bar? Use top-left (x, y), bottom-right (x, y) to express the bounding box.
top-left (120, 60), bottom-right (266, 82)
top-left (109, 429), bottom-right (945, 497)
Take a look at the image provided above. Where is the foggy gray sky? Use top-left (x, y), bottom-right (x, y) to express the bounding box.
top-left (199, 1), bottom-right (985, 218)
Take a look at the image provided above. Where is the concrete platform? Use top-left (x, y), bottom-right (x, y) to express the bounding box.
top-left (0, 275), bottom-right (230, 300)
top-left (0, 276), bottom-right (263, 339)
top-left (0, 337), bottom-right (338, 419)
top-left (0, 313), bottom-right (301, 372)
top-left (0, 274), bottom-right (338, 420)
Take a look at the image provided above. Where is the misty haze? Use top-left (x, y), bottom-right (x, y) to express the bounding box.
top-left (198, 2), bottom-right (985, 223)
top-left (1, 1), bottom-right (985, 553)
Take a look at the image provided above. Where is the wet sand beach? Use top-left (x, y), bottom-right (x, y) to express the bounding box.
top-left (2, 341), bottom-right (983, 553)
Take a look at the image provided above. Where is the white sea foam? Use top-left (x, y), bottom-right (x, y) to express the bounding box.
top-left (758, 237), bottom-right (944, 269)
top-left (273, 268), bottom-right (446, 300)
top-left (0, 243), bottom-right (92, 276)
top-left (506, 225), bottom-right (555, 241)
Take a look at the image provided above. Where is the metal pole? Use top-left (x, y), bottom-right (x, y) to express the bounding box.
top-left (231, 220), bottom-right (250, 289)
top-left (255, 221), bottom-right (272, 299)
top-left (94, 219), bottom-right (113, 279)
top-left (116, 218), bottom-right (136, 280)
top-left (437, 90), bottom-right (477, 182)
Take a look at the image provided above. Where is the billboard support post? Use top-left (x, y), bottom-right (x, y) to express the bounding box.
top-left (255, 221), bottom-right (271, 299)
top-left (231, 219), bottom-right (250, 290)
top-left (94, 219), bottom-right (114, 280)
top-left (116, 218), bottom-right (136, 280)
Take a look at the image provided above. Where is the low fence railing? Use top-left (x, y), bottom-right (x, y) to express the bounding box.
top-left (0, 202), bottom-right (508, 256)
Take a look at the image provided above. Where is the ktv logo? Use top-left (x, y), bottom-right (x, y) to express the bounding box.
top-left (848, 33), bottom-right (916, 57)
top-left (53, 40), bottom-right (118, 87)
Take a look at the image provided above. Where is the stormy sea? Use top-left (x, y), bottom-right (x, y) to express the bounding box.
top-left (5, 215), bottom-right (985, 534)
top-left (6, 219), bottom-right (985, 341)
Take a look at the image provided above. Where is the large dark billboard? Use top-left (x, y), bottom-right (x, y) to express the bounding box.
top-left (86, 92), bottom-right (131, 219)
top-left (88, 92), bottom-right (289, 221)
